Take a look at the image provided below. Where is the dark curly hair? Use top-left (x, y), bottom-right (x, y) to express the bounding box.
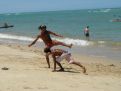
top-left (38, 25), bottom-right (46, 30)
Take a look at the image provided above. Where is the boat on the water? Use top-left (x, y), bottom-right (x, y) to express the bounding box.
top-left (0, 25), bottom-right (14, 28)
top-left (0, 23), bottom-right (14, 29)
top-left (111, 18), bottom-right (121, 22)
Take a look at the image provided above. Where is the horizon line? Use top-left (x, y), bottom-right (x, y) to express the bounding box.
top-left (0, 7), bottom-right (121, 14)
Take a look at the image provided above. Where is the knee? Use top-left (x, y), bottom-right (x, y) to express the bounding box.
top-left (69, 61), bottom-right (74, 64)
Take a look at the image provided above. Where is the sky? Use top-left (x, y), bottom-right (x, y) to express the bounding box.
top-left (0, 0), bottom-right (121, 13)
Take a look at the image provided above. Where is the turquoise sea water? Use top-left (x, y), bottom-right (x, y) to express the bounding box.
top-left (0, 8), bottom-right (121, 60)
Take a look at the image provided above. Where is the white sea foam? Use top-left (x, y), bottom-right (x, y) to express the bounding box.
top-left (101, 9), bottom-right (111, 12)
top-left (0, 33), bottom-right (35, 41)
top-left (5, 13), bottom-right (11, 15)
top-left (53, 38), bottom-right (91, 46)
top-left (98, 41), bottom-right (105, 44)
top-left (88, 9), bottom-right (111, 13)
top-left (0, 33), bottom-right (92, 46)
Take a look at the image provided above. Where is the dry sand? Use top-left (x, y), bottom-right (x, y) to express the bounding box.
top-left (0, 44), bottom-right (121, 91)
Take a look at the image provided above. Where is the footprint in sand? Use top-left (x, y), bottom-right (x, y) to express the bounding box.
top-left (38, 87), bottom-right (48, 90)
top-left (23, 86), bottom-right (48, 90)
top-left (1, 67), bottom-right (9, 70)
top-left (23, 86), bottom-right (32, 89)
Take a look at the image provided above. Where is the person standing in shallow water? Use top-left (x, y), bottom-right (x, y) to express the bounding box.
top-left (84, 26), bottom-right (90, 41)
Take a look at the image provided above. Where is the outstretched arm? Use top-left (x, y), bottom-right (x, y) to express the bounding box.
top-left (48, 31), bottom-right (63, 38)
top-left (28, 35), bottom-right (40, 47)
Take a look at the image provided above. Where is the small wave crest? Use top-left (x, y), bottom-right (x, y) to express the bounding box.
top-left (53, 38), bottom-right (91, 46)
top-left (1, 33), bottom-right (113, 47)
top-left (0, 33), bottom-right (92, 46)
top-left (0, 33), bottom-right (35, 41)
top-left (88, 9), bottom-right (111, 13)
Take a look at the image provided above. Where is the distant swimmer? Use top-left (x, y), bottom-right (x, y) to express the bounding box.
top-left (83, 26), bottom-right (90, 41)
top-left (111, 15), bottom-right (121, 22)
top-left (0, 23), bottom-right (14, 29)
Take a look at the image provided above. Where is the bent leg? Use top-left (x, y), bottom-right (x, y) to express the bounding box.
top-left (56, 61), bottom-right (64, 72)
top-left (72, 61), bottom-right (87, 74)
top-left (52, 55), bottom-right (64, 72)
top-left (69, 58), bottom-right (87, 74)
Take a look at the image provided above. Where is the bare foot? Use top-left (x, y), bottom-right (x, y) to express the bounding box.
top-left (28, 45), bottom-right (31, 47)
top-left (82, 67), bottom-right (88, 75)
top-left (84, 73), bottom-right (88, 75)
top-left (52, 69), bottom-right (64, 72)
top-left (69, 44), bottom-right (73, 48)
top-left (52, 70), bottom-right (57, 72)
top-left (57, 68), bottom-right (64, 72)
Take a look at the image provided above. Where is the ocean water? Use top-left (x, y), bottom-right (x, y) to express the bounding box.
top-left (0, 8), bottom-right (121, 60)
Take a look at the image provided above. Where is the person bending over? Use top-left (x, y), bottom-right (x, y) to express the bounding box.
top-left (44, 47), bottom-right (87, 74)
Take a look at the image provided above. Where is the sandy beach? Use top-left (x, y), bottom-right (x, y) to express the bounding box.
top-left (0, 44), bottom-right (121, 91)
